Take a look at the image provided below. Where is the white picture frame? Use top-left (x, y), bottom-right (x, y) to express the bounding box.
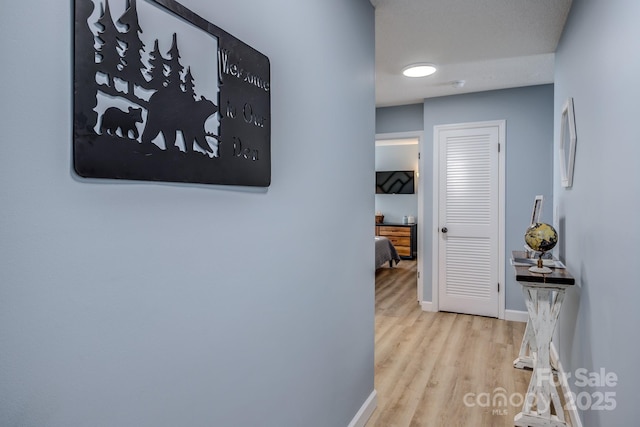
top-left (560, 97), bottom-right (577, 188)
top-left (531, 195), bottom-right (543, 225)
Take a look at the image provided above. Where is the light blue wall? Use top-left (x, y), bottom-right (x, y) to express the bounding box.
top-left (553, 0), bottom-right (640, 424)
top-left (375, 144), bottom-right (419, 224)
top-left (376, 103), bottom-right (424, 133)
top-left (422, 85), bottom-right (554, 312)
top-left (376, 86), bottom-right (556, 311)
top-left (0, 1), bottom-right (376, 426)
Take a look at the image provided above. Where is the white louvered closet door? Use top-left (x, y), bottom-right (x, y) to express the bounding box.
top-left (437, 123), bottom-right (500, 317)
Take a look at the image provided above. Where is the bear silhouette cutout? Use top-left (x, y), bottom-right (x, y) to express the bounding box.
top-left (100, 106), bottom-right (143, 139)
top-left (181, 96), bottom-right (219, 154)
top-left (142, 91), bottom-right (218, 153)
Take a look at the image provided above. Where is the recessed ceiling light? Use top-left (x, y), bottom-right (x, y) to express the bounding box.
top-left (402, 63), bottom-right (437, 78)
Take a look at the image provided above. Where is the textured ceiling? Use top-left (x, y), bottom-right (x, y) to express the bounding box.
top-left (372, 0), bottom-right (572, 107)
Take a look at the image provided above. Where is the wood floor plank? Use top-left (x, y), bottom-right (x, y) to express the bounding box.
top-left (369, 260), bottom-right (531, 427)
top-left (375, 313), bottom-right (456, 427)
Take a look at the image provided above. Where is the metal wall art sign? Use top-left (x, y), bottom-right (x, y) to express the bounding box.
top-left (74, 0), bottom-right (271, 186)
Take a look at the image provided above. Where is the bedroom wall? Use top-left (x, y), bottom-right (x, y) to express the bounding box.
top-left (553, 0), bottom-right (640, 424)
top-left (374, 143), bottom-right (419, 224)
top-left (0, 1), bottom-right (376, 426)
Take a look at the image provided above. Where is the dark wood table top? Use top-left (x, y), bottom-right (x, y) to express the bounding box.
top-left (511, 251), bottom-right (575, 286)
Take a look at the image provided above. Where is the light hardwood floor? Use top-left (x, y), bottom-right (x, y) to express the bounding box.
top-left (367, 259), bottom-right (531, 427)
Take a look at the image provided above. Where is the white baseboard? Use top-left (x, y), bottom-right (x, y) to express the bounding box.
top-left (420, 304), bottom-right (526, 321)
top-left (420, 301), bottom-right (434, 312)
top-left (550, 343), bottom-right (583, 427)
top-left (347, 390), bottom-right (377, 427)
top-left (504, 309), bottom-right (528, 322)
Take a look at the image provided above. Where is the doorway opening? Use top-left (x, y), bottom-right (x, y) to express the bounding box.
top-left (375, 131), bottom-right (424, 303)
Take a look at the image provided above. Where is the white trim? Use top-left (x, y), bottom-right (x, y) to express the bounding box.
top-left (375, 138), bottom-right (419, 146)
top-left (550, 343), bottom-right (583, 427)
top-left (504, 309), bottom-right (529, 323)
top-left (376, 131), bottom-right (425, 304)
top-left (375, 130), bottom-right (423, 141)
top-left (497, 121), bottom-right (506, 319)
top-left (431, 127), bottom-right (440, 311)
top-left (416, 131), bottom-right (425, 303)
top-left (347, 390), bottom-right (377, 427)
top-left (432, 120), bottom-right (506, 318)
top-left (420, 301), bottom-right (435, 312)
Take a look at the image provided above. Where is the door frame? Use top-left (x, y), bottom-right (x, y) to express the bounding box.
top-left (431, 120), bottom-right (506, 319)
top-left (375, 131), bottom-right (424, 302)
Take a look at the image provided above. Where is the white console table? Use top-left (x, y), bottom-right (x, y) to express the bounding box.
top-left (511, 251), bottom-right (575, 427)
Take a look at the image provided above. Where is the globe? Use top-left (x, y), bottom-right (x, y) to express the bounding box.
top-left (524, 223), bottom-right (558, 253)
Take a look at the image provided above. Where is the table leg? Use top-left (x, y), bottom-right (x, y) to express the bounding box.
top-left (513, 316), bottom-right (536, 369)
top-left (514, 287), bottom-right (567, 427)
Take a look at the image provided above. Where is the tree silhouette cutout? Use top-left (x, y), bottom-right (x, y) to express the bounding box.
top-left (75, 0), bottom-right (98, 131)
top-left (116, 0), bottom-right (146, 94)
top-left (95, 0), bottom-right (121, 87)
top-left (146, 39), bottom-right (166, 89)
top-left (164, 33), bottom-right (184, 92)
top-left (184, 66), bottom-right (195, 98)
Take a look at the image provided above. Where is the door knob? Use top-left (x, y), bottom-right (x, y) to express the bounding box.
top-left (441, 227), bottom-right (448, 233)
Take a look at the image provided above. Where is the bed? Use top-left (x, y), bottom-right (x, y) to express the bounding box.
top-left (375, 236), bottom-right (401, 268)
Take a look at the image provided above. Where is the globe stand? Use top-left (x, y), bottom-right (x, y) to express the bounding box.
top-left (525, 223), bottom-right (558, 275)
top-left (528, 253), bottom-right (552, 274)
